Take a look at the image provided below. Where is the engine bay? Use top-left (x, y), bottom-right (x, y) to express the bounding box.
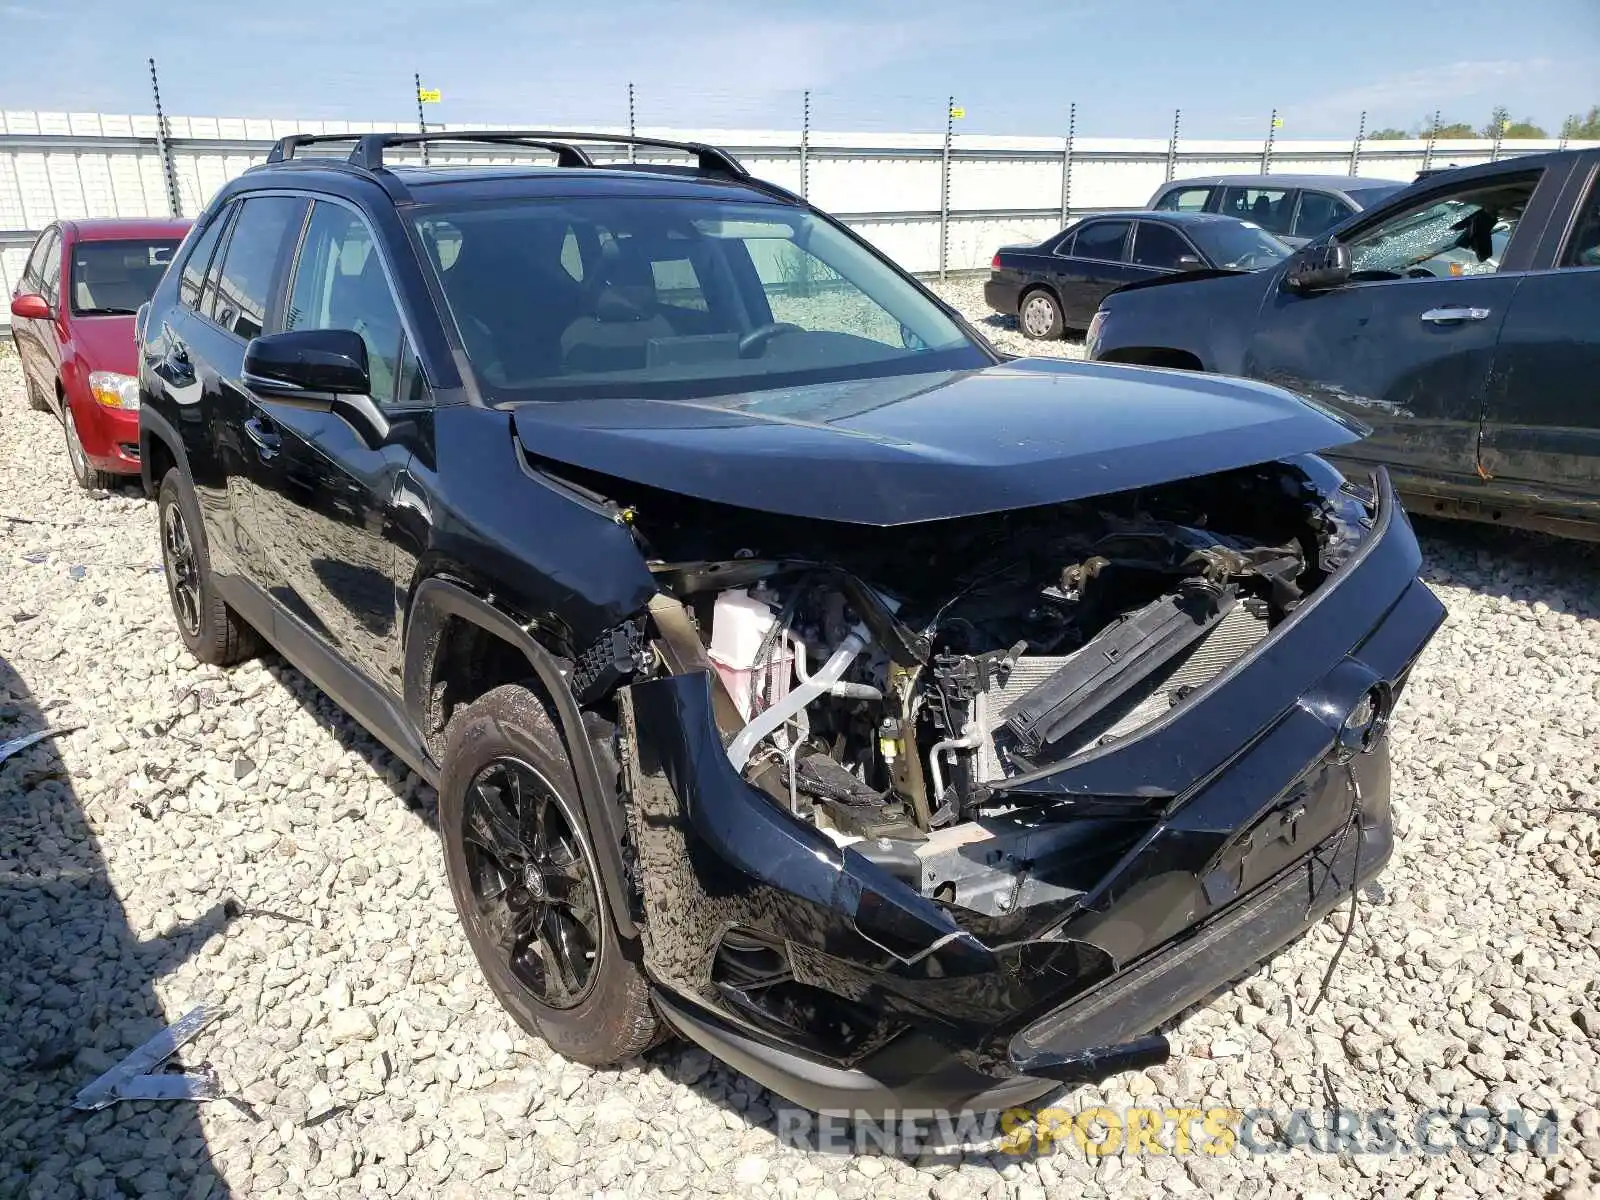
top-left (571, 455), bottom-right (1372, 915)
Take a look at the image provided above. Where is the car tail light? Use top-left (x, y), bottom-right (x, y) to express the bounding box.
top-left (991, 253), bottom-right (1002, 270)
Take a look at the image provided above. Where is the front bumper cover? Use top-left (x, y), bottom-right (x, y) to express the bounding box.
top-left (619, 470), bottom-right (1443, 1112)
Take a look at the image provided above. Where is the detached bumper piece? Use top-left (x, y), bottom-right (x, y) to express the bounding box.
top-left (621, 472), bottom-right (1443, 1113)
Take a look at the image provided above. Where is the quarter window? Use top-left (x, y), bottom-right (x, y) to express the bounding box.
top-left (1154, 187), bottom-right (1212, 213)
top-left (1071, 221), bottom-right (1130, 263)
top-left (179, 210), bottom-right (229, 311)
top-left (1131, 222), bottom-right (1197, 269)
top-left (210, 195), bottom-right (305, 339)
top-left (1219, 186), bottom-right (1293, 235)
top-left (285, 202), bottom-right (407, 404)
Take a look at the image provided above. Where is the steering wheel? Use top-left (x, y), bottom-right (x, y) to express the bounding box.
top-left (738, 322), bottom-right (803, 359)
top-left (1405, 266), bottom-right (1437, 279)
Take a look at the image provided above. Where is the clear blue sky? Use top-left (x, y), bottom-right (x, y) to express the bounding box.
top-left (4, 0), bottom-right (1596, 137)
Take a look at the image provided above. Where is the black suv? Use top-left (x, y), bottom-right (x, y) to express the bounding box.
top-left (1090, 149), bottom-right (1600, 541)
top-left (138, 131), bottom-right (1442, 1113)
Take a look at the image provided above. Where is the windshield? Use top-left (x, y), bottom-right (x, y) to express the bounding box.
top-left (1186, 221), bottom-right (1292, 271)
top-left (413, 197), bottom-right (985, 401)
top-left (1344, 185), bottom-right (1404, 210)
top-left (70, 239), bottom-right (180, 315)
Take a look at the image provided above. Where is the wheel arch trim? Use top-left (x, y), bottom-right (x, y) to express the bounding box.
top-left (139, 405), bottom-right (192, 498)
top-left (403, 576), bottom-right (639, 939)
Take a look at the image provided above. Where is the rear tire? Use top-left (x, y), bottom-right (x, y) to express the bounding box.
top-left (157, 469), bottom-right (261, 666)
top-left (439, 683), bottom-right (660, 1066)
top-left (62, 407), bottom-right (118, 491)
top-left (1018, 288), bottom-right (1064, 340)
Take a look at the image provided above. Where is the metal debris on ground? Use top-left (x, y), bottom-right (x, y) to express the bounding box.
top-left (72, 1004), bottom-right (223, 1110)
top-left (0, 725), bottom-right (83, 767)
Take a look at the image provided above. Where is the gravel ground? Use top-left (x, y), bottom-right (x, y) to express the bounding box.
top-left (927, 277), bottom-right (1086, 360)
top-left (1, 333), bottom-right (1598, 1200)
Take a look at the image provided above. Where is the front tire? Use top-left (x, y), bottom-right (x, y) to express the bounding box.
top-left (1018, 288), bottom-right (1065, 340)
top-left (62, 407), bottom-right (118, 491)
top-left (25, 371), bottom-right (50, 412)
top-left (439, 683), bottom-right (659, 1066)
top-left (157, 470), bottom-right (260, 665)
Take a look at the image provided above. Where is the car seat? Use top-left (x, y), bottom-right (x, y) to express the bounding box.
top-left (560, 240), bottom-right (677, 374)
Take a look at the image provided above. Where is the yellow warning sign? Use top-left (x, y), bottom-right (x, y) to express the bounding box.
top-left (949, 106), bottom-right (966, 119)
top-left (418, 88), bottom-right (442, 104)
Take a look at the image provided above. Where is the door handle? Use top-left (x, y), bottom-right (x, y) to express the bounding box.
top-left (1420, 306), bottom-right (1491, 324)
top-left (243, 416), bottom-right (281, 460)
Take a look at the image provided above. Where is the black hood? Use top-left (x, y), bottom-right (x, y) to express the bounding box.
top-left (510, 358), bottom-right (1363, 526)
top-left (1109, 267), bottom-right (1250, 298)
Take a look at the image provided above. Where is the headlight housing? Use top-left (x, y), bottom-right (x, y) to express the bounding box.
top-left (89, 370), bottom-right (140, 411)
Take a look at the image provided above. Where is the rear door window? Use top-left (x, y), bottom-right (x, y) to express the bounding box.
top-left (209, 195), bottom-right (306, 339)
top-left (1219, 186), bottom-right (1294, 236)
top-left (1292, 191), bottom-right (1355, 239)
top-left (1071, 221), bottom-right (1131, 263)
top-left (1154, 187), bottom-right (1213, 213)
top-left (1560, 172), bottom-right (1600, 268)
top-left (1131, 222), bottom-right (1197, 269)
top-left (179, 210), bottom-right (230, 311)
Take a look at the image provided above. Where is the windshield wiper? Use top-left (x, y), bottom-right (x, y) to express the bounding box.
top-left (76, 306), bottom-right (139, 316)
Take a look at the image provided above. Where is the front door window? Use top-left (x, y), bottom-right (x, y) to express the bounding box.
top-left (286, 203), bottom-right (408, 403)
top-left (1342, 176), bottom-right (1538, 279)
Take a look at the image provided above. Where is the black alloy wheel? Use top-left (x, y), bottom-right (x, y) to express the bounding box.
top-left (458, 756), bottom-right (602, 1009)
top-left (161, 498), bottom-right (203, 638)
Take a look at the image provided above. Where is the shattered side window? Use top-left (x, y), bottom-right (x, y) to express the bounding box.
top-left (1344, 176), bottom-right (1538, 279)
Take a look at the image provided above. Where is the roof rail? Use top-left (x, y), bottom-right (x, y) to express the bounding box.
top-left (264, 130), bottom-right (749, 178)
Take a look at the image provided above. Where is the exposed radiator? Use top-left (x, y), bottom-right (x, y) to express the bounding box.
top-left (975, 602), bottom-right (1271, 782)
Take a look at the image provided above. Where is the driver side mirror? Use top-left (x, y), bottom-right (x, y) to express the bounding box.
top-left (1284, 242), bottom-right (1352, 293)
top-left (1175, 255), bottom-right (1207, 271)
top-left (243, 328), bottom-right (371, 399)
top-left (10, 293), bottom-right (52, 321)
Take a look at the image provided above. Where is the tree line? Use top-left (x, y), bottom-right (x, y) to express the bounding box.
top-left (1369, 105), bottom-right (1600, 141)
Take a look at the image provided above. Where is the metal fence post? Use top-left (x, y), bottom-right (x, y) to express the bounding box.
top-left (1164, 108), bottom-right (1180, 182)
top-left (1423, 110), bottom-right (1440, 172)
top-left (1060, 102), bottom-right (1076, 225)
top-left (1260, 109), bottom-right (1278, 174)
top-left (628, 83), bottom-right (636, 163)
top-left (1490, 106), bottom-right (1507, 162)
top-left (148, 58), bottom-right (182, 218)
top-left (939, 96), bottom-right (952, 282)
top-left (414, 73), bottom-right (430, 166)
top-left (1349, 110), bottom-right (1366, 175)
top-left (800, 90), bottom-right (810, 200)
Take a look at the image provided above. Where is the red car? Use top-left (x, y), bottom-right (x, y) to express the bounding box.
top-left (10, 218), bottom-right (191, 490)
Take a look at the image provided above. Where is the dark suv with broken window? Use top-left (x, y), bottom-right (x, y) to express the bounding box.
top-left (138, 131), bottom-right (1443, 1113)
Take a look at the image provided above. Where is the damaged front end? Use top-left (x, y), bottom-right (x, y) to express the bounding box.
top-left (581, 454), bottom-right (1440, 1112)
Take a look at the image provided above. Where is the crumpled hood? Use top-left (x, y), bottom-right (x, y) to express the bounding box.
top-left (510, 358), bottom-right (1364, 526)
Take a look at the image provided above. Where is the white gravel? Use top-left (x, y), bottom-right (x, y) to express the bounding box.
top-left (1, 333), bottom-right (1598, 1199)
top-left (927, 277), bottom-right (1086, 360)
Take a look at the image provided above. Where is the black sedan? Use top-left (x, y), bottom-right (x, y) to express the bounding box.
top-left (986, 211), bottom-right (1292, 339)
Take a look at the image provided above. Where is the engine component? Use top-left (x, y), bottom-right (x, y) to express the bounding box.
top-left (707, 588), bottom-right (793, 720)
top-left (1000, 580), bottom-right (1235, 757)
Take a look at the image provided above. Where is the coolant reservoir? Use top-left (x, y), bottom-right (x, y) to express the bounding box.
top-left (708, 589), bottom-right (793, 720)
